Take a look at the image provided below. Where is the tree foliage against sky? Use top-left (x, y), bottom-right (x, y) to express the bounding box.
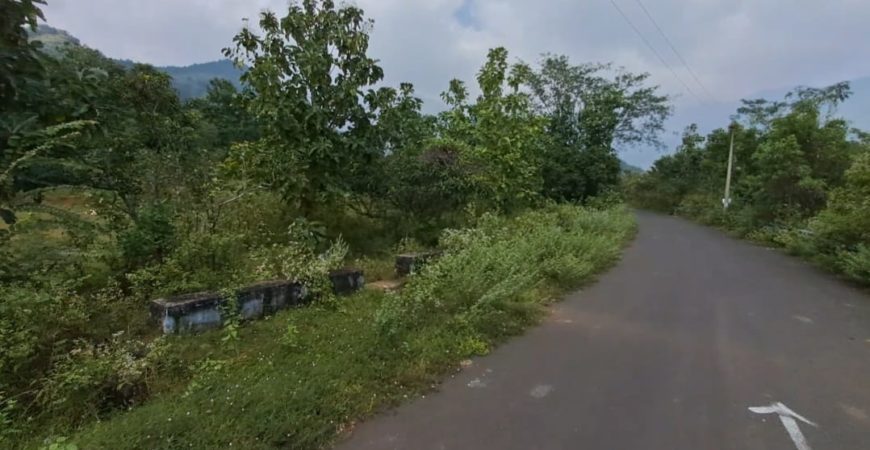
top-left (527, 55), bottom-right (670, 201)
top-left (0, 0), bottom-right (670, 445)
top-left (627, 81), bottom-right (869, 284)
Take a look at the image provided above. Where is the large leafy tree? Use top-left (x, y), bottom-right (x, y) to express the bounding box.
top-left (438, 47), bottom-right (546, 212)
top-left (527, 55), bottom-right (670, 201)
top-left (224, 0), bottom-right (396, 212)
top-left (730, 84), bottom-right (852, 224)
top-left (0, 0), bottom-right (45, 111)
top-left (186, 78), bottom-right (260, 146)
top-left (0, 0), bottom-right (96, 228)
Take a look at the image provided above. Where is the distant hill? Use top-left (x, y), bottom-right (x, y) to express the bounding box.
top-left (115, 58), bottom-right (244, 99)
top-left (30, 25), bottom-right (243, 100)
top-left (28, 24), bottom-right (80, 55)
top-left (619, 160), bottom-right (642, 174)
top-left (160, 61), bottom-right (244, 99)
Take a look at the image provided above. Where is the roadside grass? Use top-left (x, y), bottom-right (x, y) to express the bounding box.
top-left (352, 255), bottom-right (396, 282)
top-left (59, 205), bottom-right (636, 449)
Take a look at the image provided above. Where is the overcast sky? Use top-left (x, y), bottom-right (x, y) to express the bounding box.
top-left (41, 0), bottom-right (870, 165)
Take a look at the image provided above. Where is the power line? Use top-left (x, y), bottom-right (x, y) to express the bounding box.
top-left (606, 0), bottom-right (702, 103)
top-left (633, 0), bottom-right (715, 101)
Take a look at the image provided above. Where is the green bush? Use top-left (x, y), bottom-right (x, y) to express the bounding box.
top-left (376, 205), bottom-right (636, 340)
top-left (0, 281), bottom-right (157, 437)
top-left (810, 153), bottom-right (870, 251)
top-left (839, 245), bottom-right (870, 283)
top-left (0, 391), bottom-right (18, 444)
top-left (36, 336), bottom-right (169, 428)
top-left (119, 204), bottom-right (176, 267)
top-left (676, 193), bottom-right (725, 225)
top-left (127, 231), bottom-right (249, 298)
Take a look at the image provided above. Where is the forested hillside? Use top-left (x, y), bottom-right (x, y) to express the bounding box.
top-left (2, 1), bottom-right (659, 447)
top-left (158, 60), bottom-right (243, 99)
top-left (626, 82), bottom-right (870, 284)
top-left (30, 25), bottom-right (243, 99)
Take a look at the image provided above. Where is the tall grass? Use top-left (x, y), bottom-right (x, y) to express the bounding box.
top-left (57, 205), bottom-right (635, 450)
top-left (377, 204), bottom-right (636, 340)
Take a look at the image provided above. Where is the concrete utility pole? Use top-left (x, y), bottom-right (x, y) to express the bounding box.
top-left (722, 123), bottom-right (736, 210)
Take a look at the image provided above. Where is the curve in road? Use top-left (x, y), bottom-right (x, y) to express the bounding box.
top-left (337, 211), bottom-right (870, 450)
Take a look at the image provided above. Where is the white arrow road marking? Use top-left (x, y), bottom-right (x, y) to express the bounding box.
top-left (749, 402), bottom-right (818, 450)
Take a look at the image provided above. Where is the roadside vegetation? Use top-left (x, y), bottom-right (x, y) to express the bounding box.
top-left (2, 1), bottom-right (653, 447)
top-left (70, 205), bottom-right (634, 449)
top-left (626, 83), bottom-right (870, 285)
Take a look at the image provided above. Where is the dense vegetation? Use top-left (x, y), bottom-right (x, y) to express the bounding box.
top-left (627, 82), bottom-right (870, 284)
top-left (2, 0), bottom-right (659, 447)
top-left (72, 206), bottom-right (635, 449)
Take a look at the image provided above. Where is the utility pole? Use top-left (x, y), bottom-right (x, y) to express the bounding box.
top-left (722, 123), bottom-right (736, 210)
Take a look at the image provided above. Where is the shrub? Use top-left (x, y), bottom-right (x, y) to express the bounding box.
top-left (127, 218), bottom-right (348, 299)
top-left (248, 220), bottom-right (348, 299)
top-left (119, 204), bottom-right (176, 267)
top-left (810, 153), bottom-right (870, 252)
top-left (0, 392), bottom-right (18, 444)
top-left (36, 336), bottom-right (169, 427)
top-left (376, 205), bottom-right (635, 340)
top-left (839, 245), bottom-right (870, 284)
top-left (676, 193), bottom-right (725, 225)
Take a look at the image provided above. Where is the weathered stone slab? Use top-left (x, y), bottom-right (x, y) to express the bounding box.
top-left (238, 280), bottom-right (307, 317)
top-left (395, 251), bottom-right (441, 276)
top-left (329, 268), bottom-right (365, 295)
top-left (151, 280), bottom-right (305, 334)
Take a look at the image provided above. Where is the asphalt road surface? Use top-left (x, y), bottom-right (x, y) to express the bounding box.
top-left (337, 211), bottom-right (870, 450)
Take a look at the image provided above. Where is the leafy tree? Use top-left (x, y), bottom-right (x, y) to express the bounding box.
top-left (438, 47), bottom-right (546, 211)
top-left (187, 78), bottom-right (259, 146)
top-left (382, 139), bottom-right (473, 238)
top-left (747, 135), bottom-right (825, 221)
top-left (735, 81), bottom-right (851, 130)
top-left (347, 82), bottom-right (435, 208)
top-left (527, 55), bottom-right (670, 201)
top-left (628, 81), bottom-right (870, 283)
top-left (0, 0), bottom-right (45, 110)
top-left (224, 0), bottom-right (389, 212)
top-left (811, 151), bottom-right (870, 251)
top-left (0, 5), bottom-right (106, 229)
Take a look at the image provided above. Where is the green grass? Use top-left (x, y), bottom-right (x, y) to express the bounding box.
top-left (67, 292), bottom-right (448, 449)
top-left (46, 205), bottom-right (635, 449)
top-left (352, 255), bottom-right (396, 282)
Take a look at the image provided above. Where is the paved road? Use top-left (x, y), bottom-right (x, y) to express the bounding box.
top-left (337, 211), bottom-right (870, 450)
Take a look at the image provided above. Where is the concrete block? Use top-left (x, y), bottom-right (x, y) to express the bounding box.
top-left (151, 280), bottom-right (306, 334)
top-left (395, 251), bottom-right (441, 276)
top-left (329, 268), bottom-right (365, 295)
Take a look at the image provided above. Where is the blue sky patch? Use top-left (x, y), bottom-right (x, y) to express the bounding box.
top-left (453, 0), bottom-right (480, 30)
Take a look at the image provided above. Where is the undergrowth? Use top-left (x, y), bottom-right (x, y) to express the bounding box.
top-left (42, 205), bottom-right (636, 449)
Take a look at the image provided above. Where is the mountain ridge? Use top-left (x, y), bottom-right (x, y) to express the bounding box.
top-left (29, 25), bottom-right (243, 100)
